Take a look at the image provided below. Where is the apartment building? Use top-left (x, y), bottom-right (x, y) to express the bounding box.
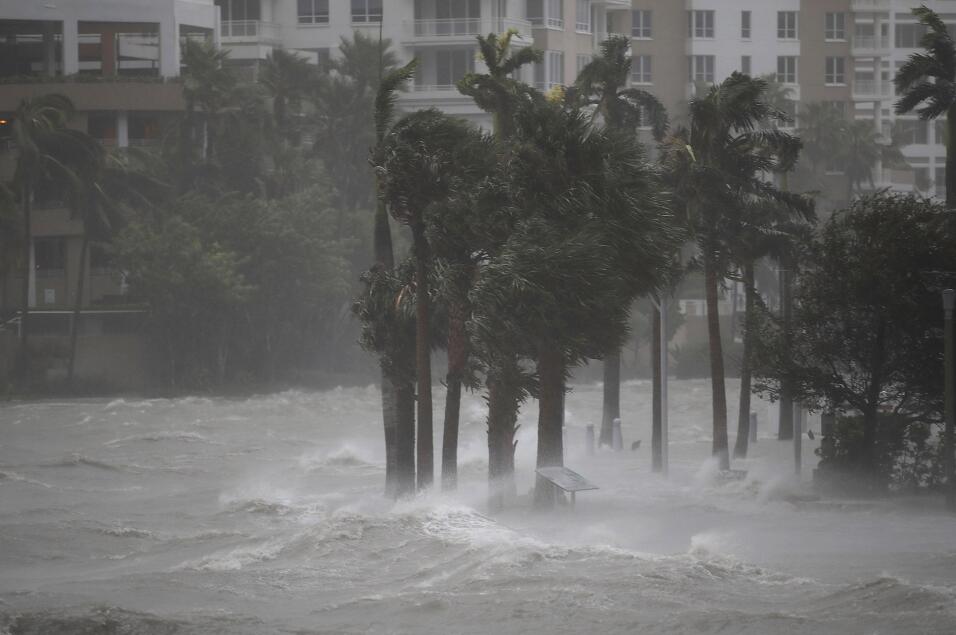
top-left (213, 0), bottom-right (633, 122)
top-left (0, 0), bottom-right (218, 315)
top-left (629, 0), bottom-right (956, 204)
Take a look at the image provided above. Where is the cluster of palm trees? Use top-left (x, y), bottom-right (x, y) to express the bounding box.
top-left (360, 33), bottom-right (815, 505)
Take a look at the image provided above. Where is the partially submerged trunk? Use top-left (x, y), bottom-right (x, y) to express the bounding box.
top-left (441, 298), bottom-right (467, 491)
top-left (733, 260), bottom-right (755, 459)
top-left (487, 363), bottom-right (520, 511)
top-left (599, 348), bottom-right (621, 448)
top-left (778, 266), bottom-right (794, 440)
top-left (394, 379), bottom-right (417, 497)
top-left (412, 221), bottom-right (433, 490)
top-left (651, 305), bottom-right (662, 472)
top-left (373, 194), bottom-right (400, 498)
top-left (16, 186), bottom-right (32, 385)
top-left (704, 250), bottom-right (730, 471)
top-left (67, 232), bottom-right (90, 386)
top-left (533, 344), bottom-right (565, 509)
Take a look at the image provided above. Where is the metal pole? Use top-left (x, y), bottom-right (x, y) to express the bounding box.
top-left (660, 296), bottom-right (669, 476)
top-left (794, 403), bottom-right (802, 477)
top-left (943, 289), bottom-right (955, 511)
top-left (586, 424), bottom-right (595, 456)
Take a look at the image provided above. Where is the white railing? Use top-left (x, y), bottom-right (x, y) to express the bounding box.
top-left (406, 18), bottom-right (532, 41)
top-left (220, 20), bottom-right (281, 42)
top-left (853, 35), bottom-right (890, 50)
top-left (411, 84), bottom-right (462, 92)
top-left (527, 17), bottom-right (564, 29)
top-left (853, 79), bottom-right (894, 97)
top-left (851, 0), bottom-right (890, 11)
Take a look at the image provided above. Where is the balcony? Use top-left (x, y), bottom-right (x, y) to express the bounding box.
top-left (852, 35), bottom-right (890, 54)
top-left (403, 18), bottom-right (533, 45)
top-left (851, 0), bottom-right (890, 12)
top-left (852, 79), bottom-right (894, 100)
top-left (220, 20), bottom-right (281, 44)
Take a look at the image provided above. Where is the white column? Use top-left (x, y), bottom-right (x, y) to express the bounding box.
top-left (62, 19), bottom-right (79, 76)
top-left (159, 17), bottom-right (180, 78)
top-left (117, 111), bottom-right (129, 148)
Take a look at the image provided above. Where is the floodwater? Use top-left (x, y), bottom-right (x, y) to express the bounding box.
top-left (1, 379), bottom-right (954, 634)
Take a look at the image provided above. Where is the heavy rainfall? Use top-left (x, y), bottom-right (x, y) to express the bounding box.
top-left (1, 1), bottom-right (955, 634)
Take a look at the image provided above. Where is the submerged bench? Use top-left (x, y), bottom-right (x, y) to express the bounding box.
top-left (535, 466), bottom-right (599, 507)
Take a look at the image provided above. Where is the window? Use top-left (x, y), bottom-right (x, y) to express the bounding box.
top-left (778, 11), bottom-right (797, 39)
top-left (35, 238), bottom-right (66, 274)
top-left (823, 100), bottom-right (847, 117)
top-left (825, 12), bottom-right (845, 40)
top-left (297, 0), bottom-right (329, 24)
top-left (217, 0), bottom-right (261, 22)
top-left (549, 50), bottom-right (564, 86)
top-left (825, 56), bottom-right (845, 84)
top-left (576, 54), bottom-right (592, 75)
top-left (632, 10), bottom-right (652, 38)
top-left (689, 55), bottom-right (715, 83)
top-left (688, 10), bottom-right (714, 38)
top-left (741, 55), bottom-right (751, 75)
top-left (534, 50), bottom-right (564, 89)
top-left (741, 11), bottom-right (751, 39)
top-left (898, 119), bottom-right (929, 145)
top-left (435, 48), bottom-right (474, 87)
top-left (527, 0), bottom-right (563, 28)
top-left (351, 0), bottom-right (382, 23)
top-left (632, 55), bottom-right (652, 84)
top-left (896, 23), bottom-right (927, 48)
top-left (576, 0), bottom-right (591, 33)
top-left (777, 56), bottom-right (797, 83)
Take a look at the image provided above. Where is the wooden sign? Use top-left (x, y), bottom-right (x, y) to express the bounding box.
top-left (535, 466), bottom-right (599, 492)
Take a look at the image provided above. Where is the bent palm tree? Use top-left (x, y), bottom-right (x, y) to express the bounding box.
top-left (894, 4), bottom-right (956, 206)
top-left (378, 110), bottom-right (487, 491)
top-left (574, 35), bottom-right (669, 449)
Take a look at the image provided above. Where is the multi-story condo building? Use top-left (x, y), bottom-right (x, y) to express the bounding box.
top-left (213, 0), bottom-right (633, 123)
top-left (0, 0), bottom-right (218, 315)
top-left (630, 0), bottom-right (956, 205)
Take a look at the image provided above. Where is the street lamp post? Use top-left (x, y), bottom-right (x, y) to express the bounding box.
top-left (943, 289), bottom-right (955, 511)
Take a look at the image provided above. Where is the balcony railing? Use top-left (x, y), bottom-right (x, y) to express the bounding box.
top-left (405, 18), bottom-right (532, 41)
top-left (220, 20), bottom-right (281, 43)
top-left (851, 0), bottom-right (890, 11)
top-left (529, 17), bottom-right (564, 29)
top-left (852, 35), bottom-right (890, 51)
top-left (853, 79), bottom-right (894, 98)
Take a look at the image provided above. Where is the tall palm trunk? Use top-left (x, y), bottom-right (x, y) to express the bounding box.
top-left (599, 349), bottom-right (621, 448)
top-left (704, 249), bottom-right (730, 470)
top-left (412, 221), bottom-right (433, 490)
top-left (373, 192), bottom-right (401, 498)
top-left (778, 265), bottom-right (794, 440)
top-left (947, 106), bottom-right (956, 209)
top-left (395, 380), bottom-right (416, 497)
top-left (67, 232), bottom-right (90, 385)
top-left (651, 305), bottom-right (663, 471)
top-left (442, 297), bottom-right (467, 491)
top-left (533, 344), bottom-right (565, 509)
top-left (16, 185), bottom-right (32, 384)
top-left (733, 260), bottom-right (755, 458)
top-left (487, 361), bottom-right (519, 510)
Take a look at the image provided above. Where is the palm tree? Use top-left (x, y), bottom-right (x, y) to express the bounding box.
top-left (371, 58), bottom-right (417, 498)
top-left (458, 30), bottom-right (542, 140)
top-left (456, 30), bottom-right (540, 503)
top-left (178, 39), bottom-right (235, 188)
top-left (894, 4), bottom-right (956, 207)
top-left (259, 48), bottom-right (314, 139)
top-left (378, 109), bottom-right (487, 491)
top-left (476, 99), bottom-right (675, 508)
top-left (573, 35), bottom-right (668, 449)
top-left (662, 73), bottom-right (801, 470)
top-left (9, 94), bottom-right (96, 384)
